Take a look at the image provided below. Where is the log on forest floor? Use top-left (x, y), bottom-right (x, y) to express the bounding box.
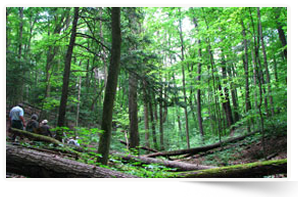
top-left (9, 128), bottom-right (84, 155)
top-left (167, 159), bottom-right (287, 178)
top-left (113, 152), bottom-right (215, 171)
top-left (6, 145), bottom-right (137, 178)
top-left (9, 128), bottom-right (63, 146)
top-left (145, 131), bottom-right (259, 158)
top-left (6, 145), bottom-right (287, 178)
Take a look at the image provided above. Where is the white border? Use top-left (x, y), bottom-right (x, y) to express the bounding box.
top-left (2, 0), bottom-right (297, 196)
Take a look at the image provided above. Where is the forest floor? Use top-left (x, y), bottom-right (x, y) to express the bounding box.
top-left (179, 133), bottom-right (287, 168)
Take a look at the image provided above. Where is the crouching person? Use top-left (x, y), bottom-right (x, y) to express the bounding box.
top-left (67, 137), bottom-right (80, 147)
top-left (26, 114), bottom-right (39, 133)
top-left (39, 119), bottom-right (53, 137)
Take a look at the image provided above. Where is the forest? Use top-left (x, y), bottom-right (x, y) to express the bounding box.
top-left (6, 7), bottom-right (287, 178)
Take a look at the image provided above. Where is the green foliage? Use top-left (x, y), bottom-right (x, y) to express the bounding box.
top-left (6, 7), bottom-right (287, 174)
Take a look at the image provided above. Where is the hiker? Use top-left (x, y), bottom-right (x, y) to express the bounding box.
top-left (9, 103), bottom-right (26, 130)
top-left (25, 114), bottom-right (39, 133)
top-left (39, 119), bottom-right (53, 137)
top-left (9, 104), bottom-right (26, 140)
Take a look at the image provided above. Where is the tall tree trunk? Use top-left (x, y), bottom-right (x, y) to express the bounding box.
top-left (57, 7), bottom-right (79, 128)
top-left (127, 7), bottom-right (140, 153)
top-left (143, 80), bottom-right (150, 151)
top-left (258, 7), bottom-right (274, 116)
top-left (226, 61), bottom-right (240, 123)
top-left (159, 84), bottom-right (164, 150)
top-left (129, 72), bottom-right (140, 152)
top-left (178, 8), bottom-right (190, 149)
top-left (97, 7), bottom-right (122, 165)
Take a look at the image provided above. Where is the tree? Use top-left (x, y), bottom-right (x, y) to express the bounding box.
top-left (97, 7), bottom-right (122, 165)
top-left (57, 7), bottom-right (79, 129)
top-left (127, 8), bottom-right (141, 153)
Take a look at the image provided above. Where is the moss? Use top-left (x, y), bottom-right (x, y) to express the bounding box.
top-left (168, 159), bottom-right (287, 178)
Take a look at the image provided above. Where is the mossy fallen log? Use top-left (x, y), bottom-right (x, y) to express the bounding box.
top-left (6, 145), bottom-right (138, 178)
top-left (167, 159), bottom-right (287, 178)
top-left (10, 128), bottom-right (63, 145)
top-left (9, 128), bottom-right (83, 158)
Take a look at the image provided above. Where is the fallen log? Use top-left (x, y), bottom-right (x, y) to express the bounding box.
top-left (113, 152), bottom-right (214, 171)
top-left (6, 145), bottom-right (138, 178)
top-left (167, 159), bottom-right (287, 178)
top-left (10, 128), bottom-right (63, 145)
top-left (6, 144), bottom-right (286, 178)
top-left (145, 131), bottom-right (259, 158)
top-left (9, 128), bottom-right (85, 154)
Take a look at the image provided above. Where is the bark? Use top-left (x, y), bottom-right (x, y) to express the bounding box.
top-left (169, 159), bottom-right (287, 178)
top-left (159, 85), bottom-right (164, 150)
top-left (142, 80), bottom-right (150, 150)
top-left (97, 7), bottom-right (122, 165)
top-left (129, 73), bottom-right (139, 152)
top-left (145, 130), bottom-right (259, 158)
top-left (6, 145), bottom-right (137, 178)
top-left (57, 7), bottom-right (79, 128)
top-left (113, 153), bottom-right (214, 171)
top-left (128, 7), bottom-right (140, 153)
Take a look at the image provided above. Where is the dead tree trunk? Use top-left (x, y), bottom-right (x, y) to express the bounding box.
top-left (145, 131), bottom-right (259, 158)
top-left (6, 145), bottom-right (137, 178)
top-left (113, 153), bottom-right (214, 171)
